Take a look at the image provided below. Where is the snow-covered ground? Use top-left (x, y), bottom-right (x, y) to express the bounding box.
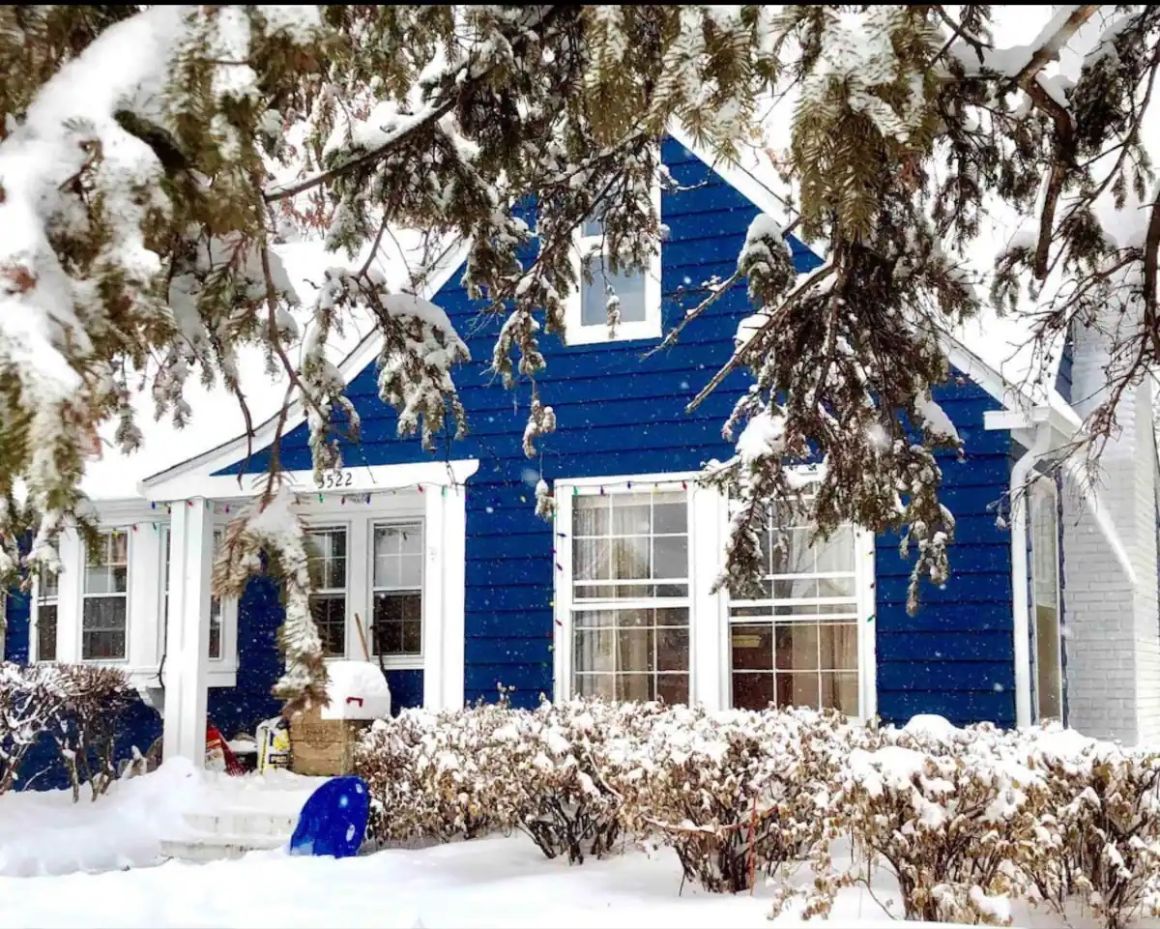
top-left (0, 760), bottom-right (321, 878)
top-left (0, 828), bottom-right (954, 929)
top-left (0, 761), bottom-right (1148, 929)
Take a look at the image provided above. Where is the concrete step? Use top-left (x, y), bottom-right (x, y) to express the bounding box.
top-left (160, 832), bottom-right (287, 864)
top-left (182, 809), bottom-right (298, 839)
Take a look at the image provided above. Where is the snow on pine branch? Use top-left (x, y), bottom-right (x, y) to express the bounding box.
top-left (213, 486), bottom-right (326, 715)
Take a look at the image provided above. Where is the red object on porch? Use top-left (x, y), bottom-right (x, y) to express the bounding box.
top-left (206, 723), bottom-right (246, 776)
top-left (345, 697), bottom-right (364, 708)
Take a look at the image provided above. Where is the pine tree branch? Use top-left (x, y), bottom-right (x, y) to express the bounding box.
top-left (262, 6), bottom-right (566, 204)
top-left (1009, 5), bottom-right (1101, 88)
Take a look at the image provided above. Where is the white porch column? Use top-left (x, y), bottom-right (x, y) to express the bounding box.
top-left (162, 498), bottom-right (214, 764)
top-left (422, 484), bottom-right (467, 712)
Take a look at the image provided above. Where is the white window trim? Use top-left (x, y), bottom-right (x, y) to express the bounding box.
top-left (563, 173), bottom-right (663, 346)
top-left (30, 572), bottom-right (60, 664)
top-left (304, 523), bottom-right (352, 659)
top-left (79, 527), bottom-right (131, 664)
top-left (553, 471), bottom-right (877, 720)
top-left (369, 519), bottom-right (425, 664)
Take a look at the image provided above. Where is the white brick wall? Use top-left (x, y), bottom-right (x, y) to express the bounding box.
top-left (1061, 323), bottom-right (1160, 745)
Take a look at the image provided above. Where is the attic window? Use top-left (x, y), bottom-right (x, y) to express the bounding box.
top-left (565, 183), bottom-right (662, 346)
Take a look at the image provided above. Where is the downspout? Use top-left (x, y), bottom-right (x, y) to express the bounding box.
top-left (1009, 421), bottom-right (1053, 729)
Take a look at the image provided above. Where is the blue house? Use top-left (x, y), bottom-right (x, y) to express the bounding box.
top-left (6, 129), bottom-right (1159, 773)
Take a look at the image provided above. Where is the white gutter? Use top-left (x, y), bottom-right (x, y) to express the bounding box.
top-left (1007, 420), bottom-right (1053, 729)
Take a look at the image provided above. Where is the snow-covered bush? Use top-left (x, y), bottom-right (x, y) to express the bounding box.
top-left (1018, 731), bottom-right (1160, 929)
top-left (0, 662), bottom-right (65, 795)
top-left (506, 698), bottom-right (670, 864)
top-left (0, 662), bottom-right (131, 799)
top-left (358, 704), bottom-right (518, 845)
top-left (44, 665), bottom-right (135, 802)
top-left (843, 730), bottom-right (1042, 926)
top-left (606, 705), bottom-right (846, 893)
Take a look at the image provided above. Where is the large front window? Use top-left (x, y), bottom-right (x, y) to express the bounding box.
top-left (728, 511), bottom-right (860, 714)
top-left (83, 529), bottom-right (129, 660)
top-left (569, 490), bottom-right (690, 703)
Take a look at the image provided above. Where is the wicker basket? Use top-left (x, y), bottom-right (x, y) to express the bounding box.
top-left (288, 703), bottom-right (372, 776)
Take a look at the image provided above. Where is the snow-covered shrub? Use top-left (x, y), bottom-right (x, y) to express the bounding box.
top-left (44, 665), bottom-right (135, 801)
top-left (0, 662), bottom-right (66, 795)
top-left (1018, 731), bottom-right (1160, 929)
top-left (606, 705), bottom-right (845, 893)
top-left (0, 662), bottom-right (131, 799)
top-left (357, 704), bottom-right (517, 844)
top-left (843, 728), bottom-right (1044, 926)
top-left (505, 698), bottom-right (669, 864)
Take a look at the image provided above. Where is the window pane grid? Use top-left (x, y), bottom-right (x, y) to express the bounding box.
top-left (307, 527), bottom-right (348, 658)
top-left (372, 523), bottom-right (423, 658)
top-left (569, 491), bottom-right (690, 703)
top-left (571, 492), bottom-right (688, 602)
top-left (83, 529), bottom-right (128, 661)
top-left (728, 505), bottom-right (860, 715)
top-left (572, 607), bottom-right (689, 704)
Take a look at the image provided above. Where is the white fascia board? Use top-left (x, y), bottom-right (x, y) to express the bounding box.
top-left (143, 459), bottom-right (481, 504)
top-left (139, 239), bottom-right (472, 495)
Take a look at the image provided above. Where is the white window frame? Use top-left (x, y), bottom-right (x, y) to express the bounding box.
top-left (564, 482), bottom-right (693, 703)
top-left (80, 527), bottom-right (131, 663)
top-left (31, 567), bottom-right (60, 664)
top-left (553, 470), bottom-right (877, 720)
top-left (369, 519), bottom-right (426, 665)
top-left (563, 173), bottom-right (663, 346)
top-left (305, 523), bottom-right (352, 659)
top-left (723, 498), bottom-right (869, 718)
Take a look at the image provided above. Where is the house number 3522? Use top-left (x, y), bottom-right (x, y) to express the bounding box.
top-left (316, 470), bottom-right (354, 489)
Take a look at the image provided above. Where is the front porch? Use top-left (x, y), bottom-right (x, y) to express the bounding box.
top-left (33, 459), bottom-right (478, 767)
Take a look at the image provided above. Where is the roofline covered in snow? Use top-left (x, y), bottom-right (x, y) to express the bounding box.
top-left (143, 126), bottom-right (1079, 492)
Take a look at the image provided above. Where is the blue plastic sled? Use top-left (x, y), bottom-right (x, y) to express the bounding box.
top-left (288, 775), bottom-right (370, 858)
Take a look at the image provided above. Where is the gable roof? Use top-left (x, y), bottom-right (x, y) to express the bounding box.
top-left (103, 129), bottom-right (1078, 500)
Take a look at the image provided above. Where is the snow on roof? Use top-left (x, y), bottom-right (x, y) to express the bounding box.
top-left (81, 228), bottom-right (441, 501)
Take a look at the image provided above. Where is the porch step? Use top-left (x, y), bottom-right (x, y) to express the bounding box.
top-left (160, 832), bottom-right (287, 864)
top-left (160, 808), bottom-right (301, 863)
top-left (182, 810), bottom-right (299, 839)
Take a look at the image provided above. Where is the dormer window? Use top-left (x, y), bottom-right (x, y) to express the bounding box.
top-left (565, 183), bottom-right (662, 346)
